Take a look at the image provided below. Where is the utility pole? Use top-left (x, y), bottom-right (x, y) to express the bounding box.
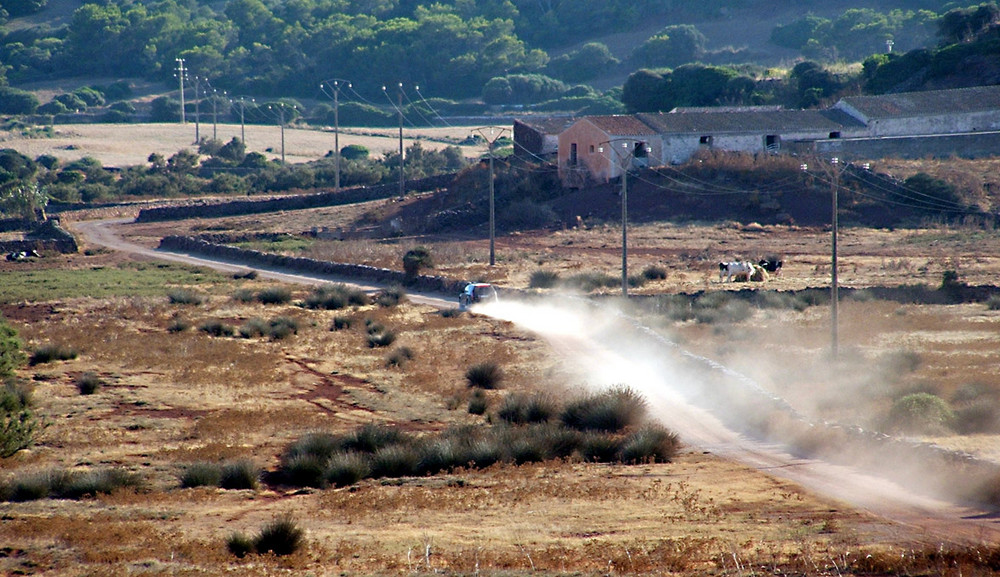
top-left (193, 77), bottom-right (200, 144)
top-left (830, 157), bottom-right (840, 359)
top-left (397, 83), bottom-right (404, 198)
top-left (212, 90), bottom-right (219, 141)
top-left (474, 126), bottom-right (509, 266)
top-left (599, 140), bottom-right (648, 298)
top-left (175, 59), bottom-right (186, 124)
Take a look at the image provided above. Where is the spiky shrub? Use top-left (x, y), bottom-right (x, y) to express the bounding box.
top-left (268, 316), bottom-right (299, 340)
top-left (617, 424), bottom-right (681, 463)
top-left (465, 361), bottom-right (503, 389)
top-left (529, 270), bottom-right (560, 288)
top-left (642, 265), bottom-right (668, 280)
top-left (325, 452), bottom-right (371, 487)
top-left (284, 431), bottom-right (342, 463)
top-left (256, 286), bottom-right (292, 305)
top-left (579, 432), bottom-right (624, 462)
top-left (564, 272), bottom-right (619, 292)
top-left (29, 343), bottom-right (78, 365)
top-left (885, 393), bottom-right (955, 435)
top-left (496, 393), bottom-right (556, 424)
top-left (232, 270), bottom-right (258, 280)
top-left (440, 308), bottom-right (463, 318)
top-left (227, 532), bottom-right (255, 558)
top-left (60, 468), bottom-right (144, 499)
top-left (331, 316), bottom-right (352, 331)
top-left (180, 462), bottom-right (223, 488)
top-left (0, 380), bottom-right (38, 458)
top-left (560, 386), bottom-right (647, 433)
top-left (467, 389), bottom-right (489, 415)
top-left (342, 423), bottom-right (407, 454)
top-left (167, 288), bottom-right (205, 305)
top-left (198, 320), bottom-right (235, 337)
top-left (283, 453), bottom-right (330, 488)
top-left (220, 460), bottom-right (260, 490)
top-left (75, 372), bottom-right (101, 395)
top-left (987, 295), bottom-right (1000, 311)
top-left (369, 444), bottom-right (421, 478)
top-left (254, 516), bottom-right (304, 556)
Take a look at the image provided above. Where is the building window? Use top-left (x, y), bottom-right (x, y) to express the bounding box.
top-left (829, 131), bottom-right (841, 139)
top-left (634, 142), bottom-right (648, 158)
top-left (699, 135), bottom-right (713, 146)
top-left (570, 143), bottom-right (578, 165)
top-left (765, 134), bottom-right (780, 152)
top-left (589, 144), bottom-right (595, 153)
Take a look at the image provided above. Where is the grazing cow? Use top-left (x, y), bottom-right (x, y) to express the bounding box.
top-left (6, 251), bottom-right (26, 262)
top-left (758, 258), bottom-right (783, 276)
top-left (719, 261), bottom-right (755, 282)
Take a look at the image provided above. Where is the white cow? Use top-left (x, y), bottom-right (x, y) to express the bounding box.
top-left (719, 261), bottom-right (755, 282)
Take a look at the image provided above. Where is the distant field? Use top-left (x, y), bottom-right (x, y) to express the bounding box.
top-left (0, 122), bottom-right (493, 168)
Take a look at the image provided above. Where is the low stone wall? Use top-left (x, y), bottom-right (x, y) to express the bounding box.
top-left (0, 218), bottom-right (78, 254)
top-left (137, 173), bottom-right (456, 222)
top-left (158, 235), bottom-right (467, 296)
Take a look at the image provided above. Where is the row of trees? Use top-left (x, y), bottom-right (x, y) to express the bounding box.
top-left (0, 139), bottom-right (470, 216)
top-left (2, 0), bottom-right (996, 104)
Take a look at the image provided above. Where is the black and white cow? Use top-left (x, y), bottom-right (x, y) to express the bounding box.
top-left (758, 258), bottom-right (783, 276)
top-left (719, 261), bottom-right (755, 282)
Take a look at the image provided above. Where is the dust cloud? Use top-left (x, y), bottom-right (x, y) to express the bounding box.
top-left (472, 296), bottom-right (1000, 528)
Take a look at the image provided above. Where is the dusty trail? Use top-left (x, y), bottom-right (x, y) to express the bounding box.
top-left (72, 217), bottom-right (1000, 547)
top-left (480, 299), bottom-right (1000, 547)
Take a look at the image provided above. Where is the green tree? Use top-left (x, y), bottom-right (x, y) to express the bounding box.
top-left (0, 317), bottom-right (26, 378)
top-left (0, 87), bottom-right (38, 114)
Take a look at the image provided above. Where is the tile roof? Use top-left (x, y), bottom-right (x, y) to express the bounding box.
top-left (636, 109), bottom-right (864, 134)
top-left (514, 116), bottom-right (575, 134)
top-left (838, 85), bottom-right (1000, 119)
top-left (584, 115), bottom-right (661, 136)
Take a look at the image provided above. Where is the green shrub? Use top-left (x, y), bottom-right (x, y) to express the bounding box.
top-left (255, 516), bottom-right (304, 556)
top-left (29, 343), bottom-right (78, 365)
top-left (167, 288), bottom-right (205, 305)
top-left (331, 316), bottom-right (353, 330)
top-left (342, 423), bottom-right (407, 454)
top-left (369, 444), bottom-right (420, 478)
top-left (885, 393), bottom-right (954, 435)
top-left (465, 361), bottom-right (503, 389)
top-left (284, 431), bottom-right (342, 463)
top-left (529, 270), bottom-right (560, 288)
top-left (2, 469), bottom-right (73, 501)
top-left (75, 372), bottom-right (102, 395)
top-left (0, 317), bottom-right (27, 377)
top-left (233, 270), bottom-right (258, 280)
top-left (564, 271), bottom-right (619, 292)
top-left (325, 452), bottom-right (371, 487)
top-left (283, 453), bottom-right (330, 488)
top-left (167, 318), bottom-right (191, 333)
top-left (440, 308), bottom-right (464, 318)
top-left (256, 286), bottom-right (292, 305)
top-left (220, 460), bottom-right (259, 490)
top-left (953, 403), bottom-right (1000, 434)
top-left (227, 532), bottom-right (255, 558)
top-left (402, 246), bottom-right (433, 278)
top-left (580, 432), bottom-right (624, 462)
top-left (238, 318), bottom-right (268, 338)
top-left (467, 389), bottom-right (489, 415)
top-left (232, 288), bottom-right (256, 303)
top-left (386, 346), bottom-right (414, 367)
top-left (560, 386), bottom-right (646, 433)
top-left (641, 265), bottom-right (668, 280)
top-left (198, 320), bottom-right (235, 337)
top-left (987, 295), bottom-right (1000, 311)
top-left (375, 285), bottom-right (406, 307)
top-left (366, 329), bottom-right (397, 348)
top-left (267, 316), bottom-right (299, 340)
top-left (60, 468), bottom-right (144, 499)
top-left (0, 380), bottom-right (38, 457)
top-left (617, 424), bottom-right (680, 463)
top-left (496, 393), bottom-right (556, 424)
top-left (306, 284), bottom-right (369, 309)
top-left (180, 462), bottom-right (223, 488)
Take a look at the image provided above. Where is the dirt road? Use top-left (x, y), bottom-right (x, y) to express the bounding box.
top-left (70, 217), bottom-right (1000, 547)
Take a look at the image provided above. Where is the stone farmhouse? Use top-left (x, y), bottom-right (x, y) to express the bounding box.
top-left (538, 85), bottom-right (1000, 188)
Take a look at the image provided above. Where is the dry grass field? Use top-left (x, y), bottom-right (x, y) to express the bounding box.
top-left (0, 122), bottom-right (491, 168)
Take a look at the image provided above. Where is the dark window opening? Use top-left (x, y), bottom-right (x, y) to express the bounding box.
top-left (699, 135), bottom-right (713, 145)
top-left (570, 143), bottom-right (578, 165)
top-left (829, 131), bottom-right (841, 139)
top-left (633, 142), bottom-right (648, 158)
